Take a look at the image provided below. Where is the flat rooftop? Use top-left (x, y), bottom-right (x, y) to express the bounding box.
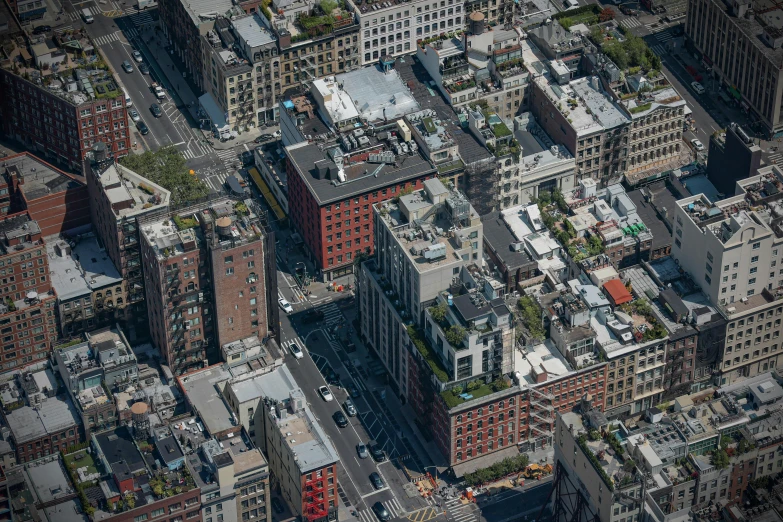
top-left (481, 211), bottom-right (535, 270)
top-left (179, 365), bottom-right (235, 436)
top-left (26, 459), bottom-right (74, 504)
top-left (93, 163), bottom-right (171, 220)
top-left (286, 141), bottom-right (436, 206)
top-left (2, 152), bottom-right (84, 200)
top-left (338, 65), bottom-right (420, 123)
top-left (710, 0), bottom-right (783, 69)
top-left (47, 236), bottom-right (123, 301)
top-left (0, 212), bottom-right (42, 256)
top-left (179, 0), bottom-right (238, 26)
top-left (232, 14), bottom-right (276, 47)
top-left (6, 395), bottom-right (80, 444)
top-left (513, 339), bottom-right (574, 386)
top-left (94, 426), bottom-right (146, 473)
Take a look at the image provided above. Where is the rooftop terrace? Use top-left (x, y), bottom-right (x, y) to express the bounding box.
top-left (1, 152), bottom-right (84, 200)
top-left (94, 163), bottom-right (171, 220)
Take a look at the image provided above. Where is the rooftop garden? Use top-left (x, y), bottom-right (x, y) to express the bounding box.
top-left (577, 433), bottom-right (615, 491)
top-left (618, 299), bottom-right (668, 341)
top-left (589, 29), bottom-right (662, 74)
top-left (446, 78), bottom-right (476, 93)
top-left (629, 103), bottom-right (652, 114)
top-left (517, 296), bottom-right (546, 340)
top-left (417, 30), bottom-right (464, 48)
top-left (293, 0), bottom-right (353, 41)
top-left (119, 146), bottom-right (207, 207)
top-left (407, 325), bottom-right (450, 383)
top-left (464, 454), bottom-right (529, 487)
top-left (495, 56), bottom-right (524, 72)
top-left (551, 4), bottom-right (602, 29)
top-left (173, 215), bottom-right (199, 231)
top-left (441, 376), bottom-right (510, 408)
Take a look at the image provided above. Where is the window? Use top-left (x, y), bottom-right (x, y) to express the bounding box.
top-left (135, 516), bottom-right (149, 522)
top-left (226, 268), bottom-right (234, 276)
top-left (224, 256), bottom-right (233, 264)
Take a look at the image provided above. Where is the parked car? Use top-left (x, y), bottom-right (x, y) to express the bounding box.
top-left (151, 82), bottom-right (166, 99)
top-left (150, 103), bottom-right (162, 118)
top-left (289, 341), bottom-right (303, 359)
top-left (333, 410), bottom-right (349, 428)
top-left (139, 62), bottom-right (150, 75)
top-left (136, 120), bottom-right (149, 135)
top-left (318, 385), bottom-right (333, 402)
top-left (691, 138), bottom-right (705, 151)
top-left (346, 382), bottom-right (361, 399)
top-left (32, 25), bottom-right (51, 35)
top-left (255, 134), bottom-right (273, 143)
top-left (121, 60), bottom-right (134, 73)
top-left (128, 108), bottom-right (141, 122)
top-left (370, 472), bottom-right (384, 490)
top-left (369, 443), bottom-right (385, 462)
top-left (343, 398), bottom-right (357, 417)
top-left (357, 443), bottom-right (369, 459)
top-left (372, 502), bottom-right (391, 522)
top-left (278, 297), bottom-right (293, 314)
top-left (132, 50), bottom-right (143, 63)
top-left (691, 81), bottom-right (705, 95)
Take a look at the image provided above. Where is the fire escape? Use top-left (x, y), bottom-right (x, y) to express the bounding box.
top-left (528, 385), bottom-right (555, 448)
top-left (304, 476), bottom-right (328, 522)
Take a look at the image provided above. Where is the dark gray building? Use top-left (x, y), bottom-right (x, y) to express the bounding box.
top-left (707, 123), bottom-right (762, 195)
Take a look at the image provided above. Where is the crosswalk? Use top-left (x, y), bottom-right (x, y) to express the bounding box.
top-left (357, 498), bottom-right (404, 522)
top-left (180, 141), bottom-right (212, 160)
top-left (68, 5), bottom-right (103, 20)
top-left (620, 17), bottom-right (642, 29)
top-left (281, 338), bottom-right (306, 357)
top-left (202, 171), bottom-right (230, 192)
top-left (444, 498), bottom-right (477, 522)
top-left (127, 10), bottom-right (156, 26)
top-left (216, 148), bottom-right (240, 170)
top-left (318, 301), bottom-right (344, 327)
top-left (92, 30), bottom-right (122, 46)
top-left (650, 44), bottom-right (667, 56)
top-left (768, 151), bottom-right (783, 165)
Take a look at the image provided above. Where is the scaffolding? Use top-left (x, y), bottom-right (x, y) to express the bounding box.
top-left (463, 156), bottom-right (499, 215)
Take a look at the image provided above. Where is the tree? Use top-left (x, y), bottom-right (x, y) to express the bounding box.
top-left (599, 7), bottom-right (616, 21)
top-left (445, 325), bottom-right (466, 347)
top-left (118, 146), bottom-right (208, 206)
top-left (320, 0), bottom-right (338, 13)
top-left (429, 302), bottom-right (448, 324)
top-left (623, 459), bottom-right (636, 472)
top-left (720, 435), bottom-right (732, 449)
top-left (518, 296), bottom-right (545, 339)
top-left (711, 449), bottom-right (730, 469)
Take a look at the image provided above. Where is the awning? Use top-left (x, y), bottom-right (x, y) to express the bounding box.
top-left (198, 92), bottom-right (230, 132)
top-left (728, 85), bottom-right (741, 100)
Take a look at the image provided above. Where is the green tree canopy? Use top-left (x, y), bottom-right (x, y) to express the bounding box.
top-left (711, 449), bottom-right (730, 469)
top-left (445, 325), bottom-right (466, 347)
top-left (119, 146), bottom-right (209, 206)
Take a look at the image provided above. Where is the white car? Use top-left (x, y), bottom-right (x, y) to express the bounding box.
top-left (289, 341), bottom-right (304, 359)
top-left (691, 138), bottom-right (705, 151)
top-left (128, 108), bottom-right (141, 122)
top-left (132, 50), bottom-right (143, 63)
top-left (278, 297), bottom-right (293, 314)
top-left (272, 130), bottom-right (281, 138)
top-left (319, 385), bottom-right (333, 402)
top-left (691, 81), bottom-right (705, 95)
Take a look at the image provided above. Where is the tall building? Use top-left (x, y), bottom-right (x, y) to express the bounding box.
top-left (685, 0), bottom-right (783, 138)
top-left (285, 135), bottom-right (435, 281)
top-left (707, 123), bottom-right (762, 196)
top-left (0, 212), bottom-right (58, 372)
top-left (0, 25), bottom-right (130, 170)
top-left (347, 0), bottom-right (465, 66)
top-left (86, 160), bottom-right (171, 337)
top-left (225, 365), bottom-right (340, 522)
top-left (139, 197), bottom-right (274, 375)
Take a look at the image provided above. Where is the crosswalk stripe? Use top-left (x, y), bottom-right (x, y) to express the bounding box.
top-left (93, 31), bottom-right (121, 46)
top-left (452, 511), bottom-right (475, 522)
top-left (358, 510), bottom-right (374, 522)
top-left (650, 44), bottom-right (666, 56)
top-left (387, 498), bottom-right (403, 516)
top-left (768, 153), bottom-right (783, 164)
top-left (620, 17), bottom-right (641, 28)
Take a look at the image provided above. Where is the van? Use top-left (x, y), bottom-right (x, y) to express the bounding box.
top-left (82, 8), bottom-right (94, 23)
top-left (122, 88), bottom-right (132, 107)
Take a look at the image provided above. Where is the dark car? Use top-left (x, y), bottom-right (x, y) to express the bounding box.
top-left (150, 103), bottom-right (162, 117)
top-left (333, 410), bottom-right (349, 428)
top-left (370, 472), bottom-right (384, 490)
top-left (303, 309), bottom-right (325, 324)
top-left (369, 443), bottom-right (385, 462)
top-left (255, 133), bottom-right (273, 143)
top-left (372, 502), bottom-right (391, 522)
top-left (136, 120), bottom-right (149, 135)
top-left (139, 62), bottom-right (150, 75)
top-left (271, 498), bottom-right (285, 514)
top-left (32, 25), bottom-right (51, 35)
top-left (346, 382), bottom-right (361, 398)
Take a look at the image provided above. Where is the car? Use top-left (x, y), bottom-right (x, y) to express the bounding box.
top-left (372, 502), bottom-right (391, 522)
top-left (369, 443), bottom-right (385, 462)
top-left (333, 410), bottom-right (349, 428)
top-left (691, 81), bottom-right (706, 95)
top-left (691, 138), bottom-right (705, 151)
top-left (620, 5), bottom-right (637, 15)
top-left (357, 443), bottom-right (369, 459)
top-left (255, 134), bottom-right (273, 143)
top-left (132, 50), bottom-right (143, 63)
top-left (318, 385), bottom-right (333, 402)
top-left (346, 382), bottom-right (361, 399)
top-left (32, 25), bottom-right (51, 35)
top-left (343, 398), bottom-right (357, 417)
top-left (303, 309), bottom-right (325, 324)
top-left (139, 62), bottom-right (150, 75)
top-left (151, 83), bottom-right (166, 99)
top-left (370, 472), bottom-right (384, 490)
top-left (278, 297), bottom-right (293, 314)
top-left (271, 498), bottom-right (285, 515)
top-left (136, 120), bottom-right (149, 135)
top-left (289, 341), bottom-right (303, 359)
top-left (128, 108), bottom-right (141, 122)
top-left (122, 60), bottom-right (134, 73)
top-left (150, 103), bottom-right (162, 118)
top-left (272, 130), bottom-right (281, 138)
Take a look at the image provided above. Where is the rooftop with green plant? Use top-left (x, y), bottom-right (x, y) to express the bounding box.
top-left (440, 376), bottom-right (512, 408)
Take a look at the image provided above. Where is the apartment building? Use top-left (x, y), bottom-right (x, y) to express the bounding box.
top-left (0, 23), bottom-right (130, 170)
top-left (348, 0), bottom-right (465, 66)
top-left (86, 160), bottom-right (171, 333)
top-left (2, 367), bottom-right (82, 464)
top-left (359, 178), bottom-right (482, 396)
top-left (201, 15), bottom-right (280, 131)
top-left (684, 0), bottom-right (783, 138)
top-left (225, 365), bottom-right (339, 522)
top-left (139, 198), bottom-right (272, 375)
top-left (0, 213), bottom-right (58, 372)
top-left (285, 130), bottom-right (435, 280)
top-left (186, 434), bottom-right (272, 522)
top-left (464, 0), bottom-right (513, 26)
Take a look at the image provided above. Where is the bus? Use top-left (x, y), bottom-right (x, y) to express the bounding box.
top-left (137, 0), bottom-right (157, 9)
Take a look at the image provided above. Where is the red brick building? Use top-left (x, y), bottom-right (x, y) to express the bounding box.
top-left (0, 212), bottom-right (58, 372)
top-left (0, 153), bottom-right (91, 236)
top-left (0, 69), bottom-right (131, 172)
top-left (285, 141), bottom-right (435, 281)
